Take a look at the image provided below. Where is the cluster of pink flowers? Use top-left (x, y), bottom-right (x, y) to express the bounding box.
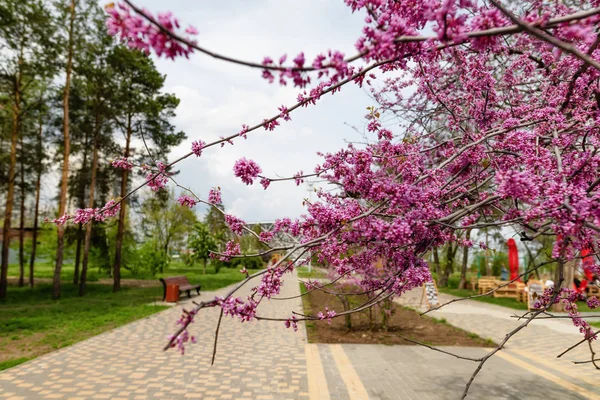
top-left (53, 200), bottom-right (121, 226)
top-left (294, 171), bottom-right (304, 186)
top-left (168, 329), bottom-right (196, 355)
top-left (208, 187), bottom-right (221, 204)
top-left (111, 157), bottom-right (134, 170)
top-left (105, 2), bottom-right (198, 59)
top-left (191, 140), bottom-right (205, 157)
top-left (225, 214), bottom-right (245, 235)
top-left (260, 177), bottom-right (270, 190)
top-left (317, 307), bottom-right (336, 324)
top-left (217, 240), bottom-right (241, 262)
top-left (217, 296), bottom-right (257, 322)
top-left (177, 195), bottom-right (197, 208)
top-left (146, 172), bottom-right (169, 191)
top-left (284, 316), bottom-right (298, 332)
top-left (256, 267), bottom-right (284, 299)
top-left (233, 158), bottom-right (262, 185)
top-left (259, 231), bottom-right (274, 242)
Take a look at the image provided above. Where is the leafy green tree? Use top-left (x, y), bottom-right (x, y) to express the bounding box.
top-left (140, 190), bottom-right (196, 273)
top-left (204, 204), bottom-right (229, 252)
top-left (0, 0), bottom-right (56, 299)
top-left (109, 46), bottom-right (185, 292)
top-left (65, 2), bottom-right (120, 295)
top-left (188, 222), bottom-right (216, 275)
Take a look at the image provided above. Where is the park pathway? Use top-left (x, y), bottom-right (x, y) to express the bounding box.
top-left (2, 275), bottom-right (599, 400)
top-left (394, 289), bottom-right (600, 399)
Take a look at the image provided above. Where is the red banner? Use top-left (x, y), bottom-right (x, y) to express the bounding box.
top-left (507, 238), bottom-right (519, 281)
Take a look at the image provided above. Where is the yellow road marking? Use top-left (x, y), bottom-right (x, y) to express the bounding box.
top-left (305, 344), bottom-right (331, 400)
top-left (512, 348), bottom-right (598, 388)
top-left (496, 351), bottom-right (600, 400)
top-left (329, 344), bottom-right (370, 400)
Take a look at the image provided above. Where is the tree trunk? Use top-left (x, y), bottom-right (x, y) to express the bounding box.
top-left (18, 135), bottom-right (25, 287)
top-left (551, 259), bottom-right (571, 312)
top-left (439, 244), bottom-right (454, 287)
top-left (80, 115), bottom-right (101, 296)
top-left (29, 116), bottom-right (43, 289)
top-left (53, 0), bottom-right (76, 300)
top-left (432, 247), bottom-right (441, 281)
top-left (73, 129), bottom-right (89, 285)
top-left (484, 229), bottom-right (491, 275)
top-left (73, 225), bottom-right (82, 284)
top-left (113, 114), bottom-right (132, 293)
top-left (458, 230), bottom-right (471, 290)
top-left (0, 53), bottom-right (22, 300)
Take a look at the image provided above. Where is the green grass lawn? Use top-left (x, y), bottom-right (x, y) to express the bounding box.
top-left (155, 264), bottom-right (262, 291)
top-left (0, 283), bottom-right (168, 371)
top-left (0, 264), bottom-right (262, 372)
top-left (297, 266), bottom-right (328, 279)
top-left (440, 287), bottom-right (596, 312)
top-left (8, 260), bottom-right (260, 289)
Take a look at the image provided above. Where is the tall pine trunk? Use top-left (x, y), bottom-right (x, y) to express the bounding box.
top-left (53, 0), bottom-right (76, 300)
top-left (29, 115), bottom-right (43, 289)
top-left (18, 135), bottom-right (25, 287)
top-left (80, 110), bottom-right (101, 296)
top-left (432, 248), bottom-right (441, 280)
top-left (73, 129), bottom-right (89, 285)
top-left (0, 51), bottom-right (22, 300)
top-left (113, 114), bottom-right (132, 293)
top-left (439, 244), bottom-right (455, 287)
top-left (458, 230), bottom-right (471, 290)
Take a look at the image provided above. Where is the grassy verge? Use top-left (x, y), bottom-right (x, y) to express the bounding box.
top-left (440, 287), bottom-right (596, 312)
top-left (0, 266), bottom-right (261, 372)
top-left (8, 261), bottom-right (260, 289)
top-left (0, 283), bottom-right (168, 371)
top-left (439, 288), bottom-right (529, 310)
top-left (297, 266), bottom-right (328, 279)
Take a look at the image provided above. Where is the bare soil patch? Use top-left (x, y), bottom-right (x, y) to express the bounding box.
top-left (303, 287), bottom-right (495, 347)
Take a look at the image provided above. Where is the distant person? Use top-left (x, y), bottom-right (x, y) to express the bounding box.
top-left (501, 267), bottom-right (508, 281)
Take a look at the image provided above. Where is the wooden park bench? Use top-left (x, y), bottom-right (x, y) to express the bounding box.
top-left (587, 284), bottom-right (600, 296)
top-left (478, 276), bottom-right (498, 294)
top-left (159, 276), bottom-right (201, 301)
top-left (493, 282), bottom-right (525, 299)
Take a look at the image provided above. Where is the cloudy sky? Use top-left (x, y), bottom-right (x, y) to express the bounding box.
top-left (130, 0), bottom-right (376, 222)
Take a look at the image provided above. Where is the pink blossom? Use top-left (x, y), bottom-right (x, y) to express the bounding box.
top-left (294, 171), bottom-right (304, 186)
top-left (225, 214), bottom-right (245, 235)
top-left (146, 172), bottom-right (169, 191)
top-left (177, 195), bottom-right (197, 208)
top-left (260, 177), bottom-right (271, 190)
top-left (105, 2), bottom-right (197, 59)
top-left (208, 187), bottom-right (222, 204)
top-left (218, 241), bottom-right (241, 262)
top-left (111, 157), bottom-right (133, 170)
top-left (233, 158), bottom-right (262, 185)
top-left (191, 140), bottom-right (205, 157)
